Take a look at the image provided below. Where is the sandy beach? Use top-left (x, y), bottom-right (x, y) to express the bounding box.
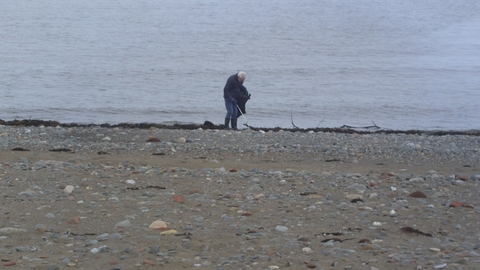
top-left (0, 125), bottom-right (479, 269)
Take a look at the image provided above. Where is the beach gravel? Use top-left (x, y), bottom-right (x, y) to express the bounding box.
top-left (0, 125), bottom-right (479, 269)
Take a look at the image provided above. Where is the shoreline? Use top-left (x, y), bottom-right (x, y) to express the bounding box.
top-left (2, 118), bottom-right (480, 136)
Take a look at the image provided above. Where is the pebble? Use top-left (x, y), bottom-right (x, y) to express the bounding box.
top-left (409, 190), bottom-right (427, 198)
top-left (114, 220), bottom-right (131, 230)
top-left (345, 194), bottom-right (363, 200)
top-left (0, 227), bottom-right (27, 235)
top-left (63, 185), bottom-right (75, 194)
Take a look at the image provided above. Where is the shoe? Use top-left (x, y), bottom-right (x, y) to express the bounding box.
top-left (231, 118), bottom-right (238, 130)
top-left (224, 118), bottom-right (230, 129)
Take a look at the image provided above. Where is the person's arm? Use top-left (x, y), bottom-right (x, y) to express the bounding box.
top-left (223, 76), bottom-right (236, 100)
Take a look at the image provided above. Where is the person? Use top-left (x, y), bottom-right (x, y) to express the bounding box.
top-left (223, 71), bottom-right (250, 130)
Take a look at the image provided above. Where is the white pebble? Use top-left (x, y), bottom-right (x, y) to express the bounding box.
top-left (64, 185), bottom-right (75, 194)
top-left (126, 179), bottom-right (136, 185)
top-left (302, 247), bottom-right (312, 253)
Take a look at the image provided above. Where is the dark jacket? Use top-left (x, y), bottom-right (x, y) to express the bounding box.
top-left (223, 73), bottom-right (249, 101)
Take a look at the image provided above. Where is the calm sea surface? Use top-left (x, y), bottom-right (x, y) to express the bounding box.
top-left (1, 0), bottom-right (479, 130)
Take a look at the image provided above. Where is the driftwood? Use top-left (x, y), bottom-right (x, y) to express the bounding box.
top-left (11, 147), bottom-right (30, 151)
top-left (290, 109), bottom-right (299, 129)
top-left (340, 120), bottom-right (380, 130)
top-left (49, 148), bottom-right (75, 153)
top-left (125, 185), bottom-right (166, 191)
top-left (400, 226), bottom-right (433, 237)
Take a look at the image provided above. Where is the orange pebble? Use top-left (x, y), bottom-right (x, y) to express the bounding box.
top-left (3, 261), bottom-right (16, 266)
top-left (66, 216), bottom-right (81, 224)
top-left (450, 201), bottom-right (463, 207)
top-left (173, 195), bottom-right (185, 203)
top-left (143, 259), bottom-right (155, 266)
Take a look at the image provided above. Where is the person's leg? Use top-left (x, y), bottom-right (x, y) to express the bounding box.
top-left (230, 100), bottom-right (238, 130)
top-left (224, 98), bottom-right (234, 129)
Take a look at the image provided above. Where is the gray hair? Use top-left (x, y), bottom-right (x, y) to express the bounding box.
top-left (237, 71), bottom-right (247, 79)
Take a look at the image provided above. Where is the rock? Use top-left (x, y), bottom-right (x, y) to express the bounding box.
top-left (173, 195), bottom-right (185, 203)
top-left (97, 233), bottom-right (110, 241)
top-left (345, 194), bottom-right (363, 200)
top-left (160, 229), bottom-right (177, 235)
top-left (64, 185), bottom-right (75, 194)
top-left (409, 191), bottom-right (427, 198)
top-left (254, 193), bottom-right (265, 200)
top-left (463, 203), bottom-right (474, 208)
top-left (450, 201), bottom-right (463, 207)
top-left (143, 260), bottom-right (155, 266)
top-left (178, 137), bottom-right (186, 143)
top-left (0, 227), bottom-right (27, 235)
top-left (35, 224), bottom-right (50, 233)
top-left (302, 247), bottom-right (313, 254)
top-left (148, 245), bottom-right (160, 254)
top-left (3, 261), bottom-right (16, 266)
top-left (409, 177), bottom-right (424, 183)
top-left (149, 220), bottom-right (168, 230)
top-left (66, 216), bottom-right (81, 224)
top-left (109, 233), bottom-right (122, 239)
top-left (347, 183), bottom-right (367, 193)
top-left (114, 220), bottom-right (131, 230)
top-left (275, 226), bottom-right (288, 232)
top-left (137, 191), bottom-right (154, 197)
top-left (146, 137), bottom-right (161, 142)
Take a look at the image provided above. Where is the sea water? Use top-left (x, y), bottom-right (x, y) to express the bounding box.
top-left (1, 0), bottom-right (479, 130)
